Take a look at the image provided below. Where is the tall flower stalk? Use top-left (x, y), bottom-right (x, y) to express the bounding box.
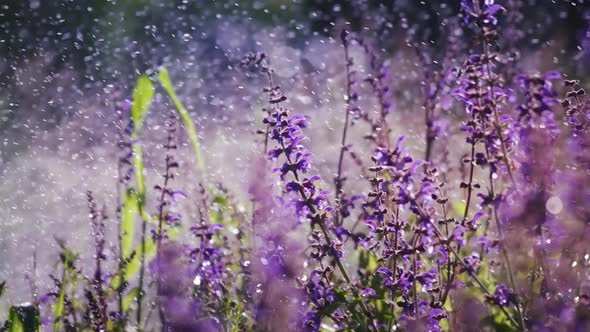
top-left (153, 112), bottom-right (181, 329)
top-left (242, 51), bottom-right (378, 331)
top-left (463, 0), bottom-right (516, 185)
top-left (114, 98), bottom-right (133, 327)
top-left (86, 191), bottom-right (108, 330)
top-left (334, 30), bottom-right (357, 226)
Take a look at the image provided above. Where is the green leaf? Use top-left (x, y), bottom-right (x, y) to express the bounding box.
top-left (122, 287), bottom-right (140, 313)
top-left (453, 201), bottom-right (467, 218)
top-left (131, 75), bottom-right (155, 137)
top-left (121, 189), bottom-right (139, 259)
top-left (132, 143), bottom-right (146, 197)
top-left (6, 305), bottom-right (40, 332)
top-left (124, 239), bottom-right (156, 283)
top-left (212, 194), bottom-right (229, 206)
top-left (110, 237), bottom-right (156, 292)
top-left (480, 315), bottom-right (514, 332)
top-left (53, 279), bottom-right (65, 332)
top-left (158, 67), bottom-right (206, 173)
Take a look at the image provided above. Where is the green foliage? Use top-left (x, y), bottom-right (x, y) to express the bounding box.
top-left (158, 67), bottom-right (206, 174)
top-left (129, 74), bottom-right (154, 200)
top-left (53, 284), bottom-right (65, 332)
top-left (125, 239), bottom-right (156, 285)
top-left (132, 144), bottom-right (146, 200)
top-left (121, 189), bottom-right (139, 259)
top-left (53, 240), bottom-right (79, 332)
top-left (128, 72), bottom-right (150, 200)
top-left (122, 287), bottom-right (140, 314)
top-left (110, 237), bottom-right (156, 292)
top-left (453, 201), bottom-right (467, 218)
top-left (6, 305), bottom-right (40, 332)
top-left (130, 75), bottom-right (155, 138)
top-left (481, 315), bottom-right (515, 332)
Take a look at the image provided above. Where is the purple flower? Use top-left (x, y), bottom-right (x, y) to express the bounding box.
top-left (361, 288), bottom-right (376, 297)
top-left (514, 72), bottom-right (561, 134)
top-left (490, 284), bottom-right (514, 307)
top-left (462, 1), bottom-right (505, 26)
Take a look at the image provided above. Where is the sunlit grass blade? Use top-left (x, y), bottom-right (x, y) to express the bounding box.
top-left (131, 75), bottom-right (155, 137)
top-left (52, 240), bottom-right (77, 332)
top-left (121, 189), bottom-right (139, 259)
top-left (53, 275), bottom-right (65, 332)
top-left (158, 67), bottom-right (206, 174)
top-left (122, 287), bottom-right (140, 314)
top-left (125, 239), bottom-right (156, 283)
top-left (128, 74), bottom-right (155, 330)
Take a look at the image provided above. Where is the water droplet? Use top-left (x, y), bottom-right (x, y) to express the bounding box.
top-left (193, 275), bottom-right (202, 286)
top-left (546, 196), bottom-right (563, 215)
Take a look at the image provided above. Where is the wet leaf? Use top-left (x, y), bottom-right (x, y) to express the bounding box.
top-left (158, 67), bottom-right (206, 174)
top-left (123, 287), bottom-right (140, 313)
top-left (121, 189), bottom-right (138, 259)
top-left (131, 75), bottom-right (155, 137)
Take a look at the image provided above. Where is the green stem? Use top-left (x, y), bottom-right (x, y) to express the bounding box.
top-left (136, 198), bottom-right (147, 332)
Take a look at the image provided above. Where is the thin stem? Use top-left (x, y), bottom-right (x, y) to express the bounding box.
top-left (412, 234), bottom-right (422, 319)
top-left (136, 199), bottom-right (147, 332)
top-left (115, 108), bottom-right (130, 330)
top-left (387, 206), bottom-right (400, 330)
top-left (334, 33), bottom-right (354, 226)
top-left (425, 106), bottom-right (434, 164)
top-left (155, 116), bottom-right (176, 330)
top-left (262, 70), bottom-right (274, 154)
top-left (441, 111), bottom-right (477, 303)
top-left (115, 158), bottom-right (126, 328)
top-left (488, 173), bottom-right (525, 330)
top-left (463, 132), bottom-right (477, 223)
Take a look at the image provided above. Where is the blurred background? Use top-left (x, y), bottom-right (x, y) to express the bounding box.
top-left (1, 0), bottom-right (589, 314)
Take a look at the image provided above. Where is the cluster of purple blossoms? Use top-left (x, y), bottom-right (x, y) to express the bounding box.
top-left (248, 156), bottom-right (304, 331)
top-left (150, 243), bottom-right (218, 331)
top-left (514, 71), bottom-right (561, 130)
top-left (187, 222), bottom-right (225, 302)
top-left (368, 138), bottom-right (450, 331)
top-left (242, 52), bottom-right (350, 331)
top-left (456, 0), bottom-right (516, 184)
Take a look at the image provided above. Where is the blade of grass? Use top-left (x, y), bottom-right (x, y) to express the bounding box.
top-left (122, 287), bottom-right (140, 314)
top-left (53, 269), bottom-right (65, 332)
top-left (158, 67), bottom-right (206, 174)
top-left (129, 74), bottom-right (154, 331)
top-left (131, 75), bottom-right (155, 137)
top-left (121, 189), bottom-right (138, 259)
